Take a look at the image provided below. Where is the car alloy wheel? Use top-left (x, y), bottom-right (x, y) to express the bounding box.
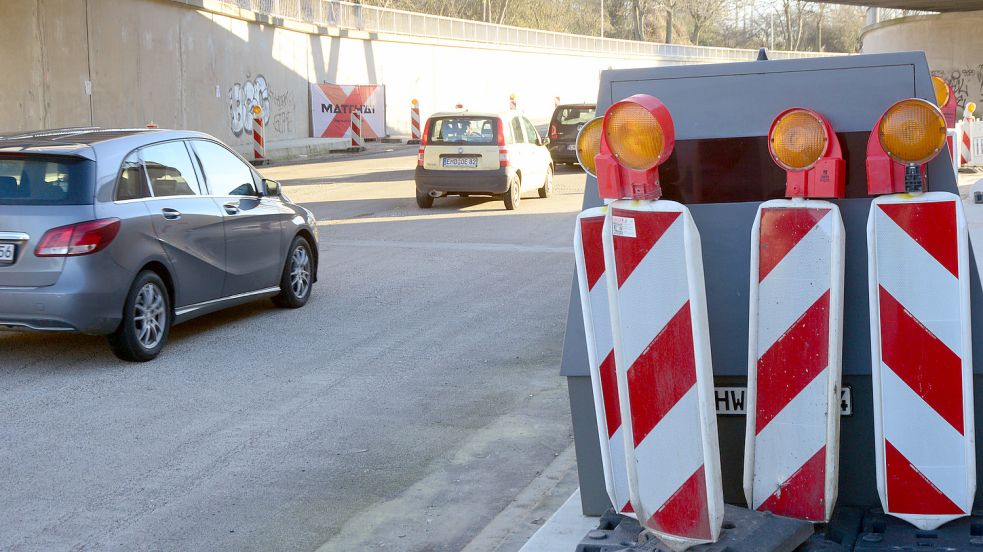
top-left (133, 282), bottom-right (167, 350)
top-left (290, 244), bottom-right (312, 300)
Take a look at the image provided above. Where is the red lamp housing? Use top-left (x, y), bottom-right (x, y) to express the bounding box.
top-left (866, 98), bottom-right (948, 196)
top-left (594, 94), bottom-right (675, 201)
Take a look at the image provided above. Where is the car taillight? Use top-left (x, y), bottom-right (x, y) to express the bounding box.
top-left (550, 125), bottom-right (558, 140)
top-left (35, 218), bottom-right (121, 257)
top-left (418, 119), bottom-right (431, 167)
top-left (500, 148), bottom-right (510, 168)
top-left (497, 119), bottom-right (506, 147)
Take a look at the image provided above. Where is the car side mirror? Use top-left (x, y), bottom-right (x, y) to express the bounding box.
top-left (263, 179), bottom-right (281, 196)
top-left (540, 137), bottom-right (550, 146)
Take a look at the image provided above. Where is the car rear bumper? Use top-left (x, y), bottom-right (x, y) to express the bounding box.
top-left (0, 258), bottom-right (129, 335)
top-left (415, 167), bottom-right (512, 195)
top-left (549, 143), bottom-right (579, 163)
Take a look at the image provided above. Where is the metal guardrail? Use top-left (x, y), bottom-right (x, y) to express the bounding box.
top-left (207, 0), bottom-right (825, 62)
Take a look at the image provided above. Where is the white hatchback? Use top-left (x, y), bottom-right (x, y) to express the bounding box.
top-left (414, 111), bottom-right (554, 210)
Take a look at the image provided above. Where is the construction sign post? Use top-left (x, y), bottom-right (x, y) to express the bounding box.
top-left (743, 108), bottom-right (845, 523)
top-left (865, 98), bottom-right (976, 530)
top-left (574, 207), bottom-right (634, 518)
top-left (587, 94), bottom-right (723, 550)
top-left (310, 83), bottom-right (386, 140)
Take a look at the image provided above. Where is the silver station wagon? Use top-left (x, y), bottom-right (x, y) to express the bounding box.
top-left (0, 128), bottom-right (318, 361)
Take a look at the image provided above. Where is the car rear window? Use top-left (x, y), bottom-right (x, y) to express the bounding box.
top-left (0, 155), bottom-right (95, 205)
top-left (427, 117), bottom-right (498, 145)
top-left (553, 106), bottom-right (596, 126)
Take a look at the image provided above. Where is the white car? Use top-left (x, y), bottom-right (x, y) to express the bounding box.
top-left (414, 111), bottom-right (554, 210)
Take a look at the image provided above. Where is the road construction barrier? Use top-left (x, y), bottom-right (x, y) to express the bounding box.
top-left (252, 112), bottom-right (266, 162)
top-left (604, 200), bottom-right (724, 549)
top-left (509, 93), bottom-right (517, 111)
top-left (574, 207), bottom-right (633, 518)
top-left (586, 94), bottom-right (723, 550)
top-left (868, 192), bottom-right (975, 530)
top-left (960, 122), bottom-right (972, 167)
top-left (962, 120), bottom-right (983, 167)
top-left (744, 199), bottom-right (844, 522)
top-left (350, 110), bottom-right (365, 151)
top-left (408, 99), bottom-right (422, 145)
top-left (744, 108), bottom-right (845, 523)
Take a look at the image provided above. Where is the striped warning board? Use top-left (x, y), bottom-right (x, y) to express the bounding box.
top-left (602, 199), bottom-right (723, 550)
top-left (574, 206), bottom-right (634, 518)
top-left (961, 126), bottom-right (972, 167)
top-left (744, 199), bottom-right (845, 522)
top-left (868, 192), bottom-right (975, 530)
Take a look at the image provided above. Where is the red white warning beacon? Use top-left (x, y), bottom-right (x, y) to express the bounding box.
top-left (573, 117), bottom-right (634, 517)
top-left (866, 98), bottom-right (975, 530)
top-left (744, 108), bottom-right (845, 522)
top-left (595, 94), bottom-right (723, 550)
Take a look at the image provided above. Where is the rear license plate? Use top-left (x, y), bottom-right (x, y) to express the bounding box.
top-left (0, 243), bottom-right (15, 264)
top-left (442, 157), bottom-right (479, 168)
top-left (714, 386), bottom-right (852, 416)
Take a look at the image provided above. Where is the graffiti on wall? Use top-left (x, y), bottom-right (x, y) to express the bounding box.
top-left (228, 74), bottom-right (297, 138)
top-left (268, 88), bottom-right (296, 135)
top-left (932, 66), bottom-right (983, 109)
top-left (228, 74), bottom-right (270, 137)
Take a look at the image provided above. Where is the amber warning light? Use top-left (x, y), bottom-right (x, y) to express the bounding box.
top-left (594, 94), bottom-right (675, 200)
top-left (767, 108), bottom-right (845, 199)
top-left (866, 98), bottom-right (947, 195)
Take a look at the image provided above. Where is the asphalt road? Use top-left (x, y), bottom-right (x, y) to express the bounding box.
top-left (0, 146), bottom-right (588, 551)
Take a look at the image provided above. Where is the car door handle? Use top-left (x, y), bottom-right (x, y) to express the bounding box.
top-left (161, 208), bottom-right (182, 220)
top-left (223, 202), bottom-right (240, 215)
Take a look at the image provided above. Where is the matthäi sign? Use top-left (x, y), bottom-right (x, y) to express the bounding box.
top-left (310, 83), bottom-right (386, 139)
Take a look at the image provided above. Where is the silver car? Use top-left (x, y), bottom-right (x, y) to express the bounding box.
top-left (0, 128), bottom-right (318, 361)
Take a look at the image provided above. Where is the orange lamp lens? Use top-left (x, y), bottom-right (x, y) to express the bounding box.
top-left (878, 99), bottom-right (947, 166)
top-left (932, 76), bottom-right (950, 108)
top-left (604, 102), bottom-right (666, 171)
top-left (769, 110), bottom-right (828, 171)
top-left (576, 117), bottom-right (603, 176)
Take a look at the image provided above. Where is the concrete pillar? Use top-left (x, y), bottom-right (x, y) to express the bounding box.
top-left (866, 7), bottom-right (880, 27)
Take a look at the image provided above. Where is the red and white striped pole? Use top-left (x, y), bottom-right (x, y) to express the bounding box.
top-left (591, 95), bottom-right (723, 550)
top-left (252, 106), bottom-right (266, 163)
top-left (744, 108), bottom-right (845, 523)
top-left (574, 207), bottom-right (634, 519)
top-left (509, 93), bottom-right (517, 111)
top-left (868, 193), bottom-right (975, 530)
top-left (744, 200), bottom-right (844, 522)
top-left (961, 123), bottom-right (972, 167)
top-left (408, 99), bottom-right (422, 145)
top-left (865, 98), bottom-right (975, 531)
top-left (350, 109), bottom-right (365, 152)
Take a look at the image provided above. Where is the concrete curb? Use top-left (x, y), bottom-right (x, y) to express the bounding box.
top-left (461, 442), bottom-right (581, 552)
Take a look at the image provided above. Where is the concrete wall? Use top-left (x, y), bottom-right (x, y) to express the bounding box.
top-left (1, 0), bottom-right (746, 153)
top-left (863, 11), bottom-right (983, 110)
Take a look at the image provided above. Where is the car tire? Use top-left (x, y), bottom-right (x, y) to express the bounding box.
top-left (538, 165), bottom-right (554, 198)
top-left (107, 270), bottom-right (171, 362)
top-left (416, 189), bottom-right (434, 208)
top-left (273, 236), bottom-right (314, 309)
top-left (504, 175), bottom-right (521, 210)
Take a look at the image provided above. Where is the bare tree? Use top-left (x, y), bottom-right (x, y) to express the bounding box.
top-left (780, 0), bottom-right (809, 51)
top-left (686, 0), bottom-right (726, 46)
